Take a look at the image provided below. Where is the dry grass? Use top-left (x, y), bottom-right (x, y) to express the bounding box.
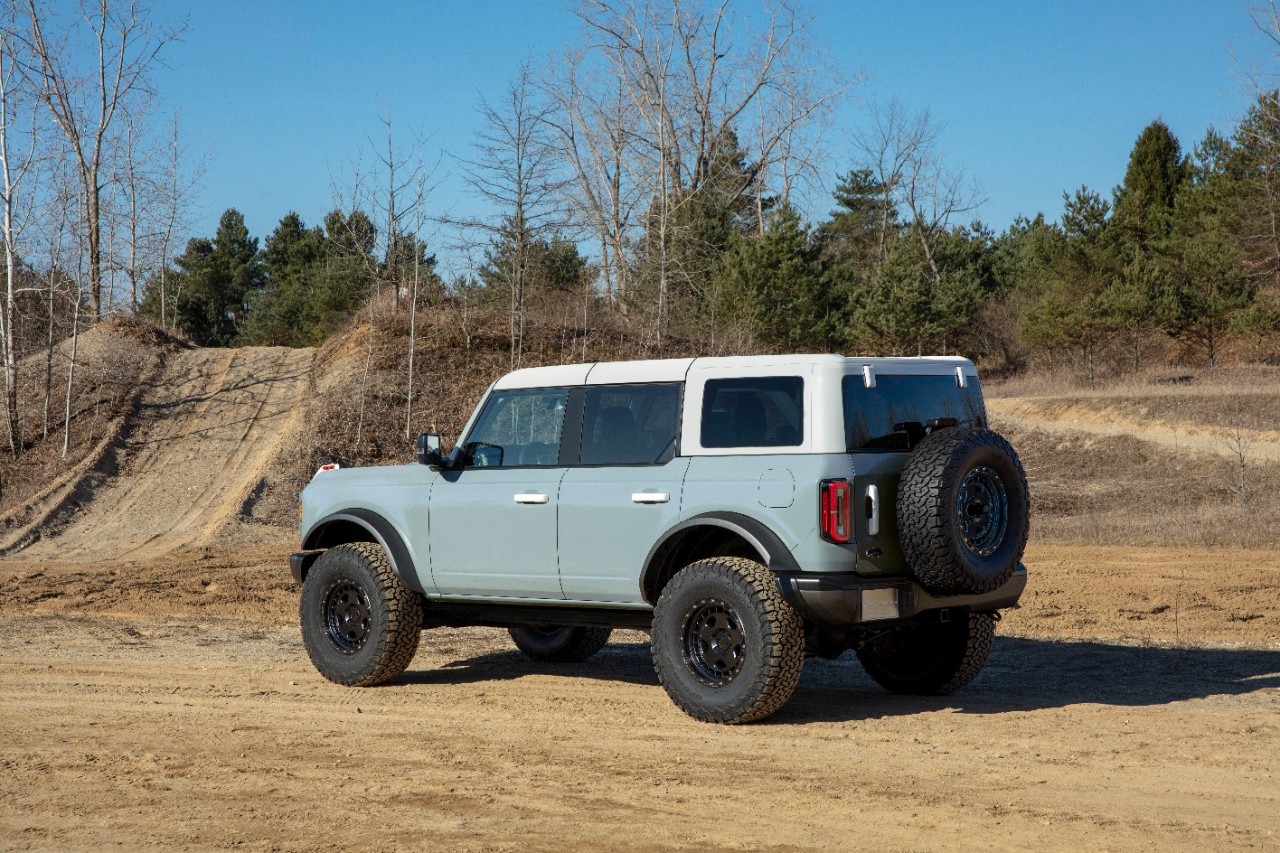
top-left (246, 292), bottom-right (707, 526)
top-left (985, 362), bottom-right (1280, 548)
top-left (995, 421), bottom-right (1280, 550)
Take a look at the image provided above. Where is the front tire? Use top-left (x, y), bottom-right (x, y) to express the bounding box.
top-left (855, 612), bottom-right (996, 695)
top-left (509, 625), bottom-right (612, 662)
top-left (300, 542), bottom-right (422, 686)
top-left (651, 557), bottom-right (804, 724)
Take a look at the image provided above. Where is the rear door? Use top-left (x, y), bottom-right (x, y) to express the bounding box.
top-left (557, 382), bottom-right (687, 604)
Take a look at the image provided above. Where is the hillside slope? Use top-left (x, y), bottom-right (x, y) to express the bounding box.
top-left (3, 346), bottom-right (313, 560)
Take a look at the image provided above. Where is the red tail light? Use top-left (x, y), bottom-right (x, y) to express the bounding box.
top-left (820, 479), bottom-right (851, 543)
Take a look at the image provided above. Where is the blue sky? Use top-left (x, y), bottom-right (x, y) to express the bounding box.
top-left (155, 1), bottom-right (1268, 272)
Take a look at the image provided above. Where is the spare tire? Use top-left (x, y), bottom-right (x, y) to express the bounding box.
top-left (896, 428), bottom-right (1029, 595)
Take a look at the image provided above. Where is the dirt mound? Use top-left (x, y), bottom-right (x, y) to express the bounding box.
top-left (3, 346), bottom-right (313, 561)
top-left (988, 396), bottom-right (1280, 463)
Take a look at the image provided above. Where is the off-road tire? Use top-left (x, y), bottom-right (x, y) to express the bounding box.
top-left (300, 542), bottom-right (422, 686)
top-left (897, 427), bottom-right (1029, 595)
top-left (856, 612), bottom-right (996, 695)
top-left (651, 557), bottom-right (804, 724)
top-left (509, 625), bottom-right (613, 662)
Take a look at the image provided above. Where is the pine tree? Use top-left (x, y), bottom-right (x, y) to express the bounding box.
top-left (1112, 120), bottom-right (1189, 257)
top-left (711, 205), bottom-right (840, 352)
top-left (170, 209), bottom-right (264, 346)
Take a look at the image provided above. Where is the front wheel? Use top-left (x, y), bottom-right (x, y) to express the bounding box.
top-left (300, 542), bottom-right (422, 686)
top-left (855, 612), bottom-right (996, 695)
top-left (509, 625), bottom-right (612, 662)
top-left (651, 557), bottom-right (804, 724)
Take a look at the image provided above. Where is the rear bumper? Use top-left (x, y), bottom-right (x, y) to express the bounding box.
top-left (775, 563), bottom-right (1027, 627)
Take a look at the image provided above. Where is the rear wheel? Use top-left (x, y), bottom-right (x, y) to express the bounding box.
top-left (855, 612), bottom-right (996, 695)
top-left (300, 542), bottom-right (422, 686)
top-left (651, 557), bottom-right (804, 724)
top-left (509, 625), bottom-right (612, 662)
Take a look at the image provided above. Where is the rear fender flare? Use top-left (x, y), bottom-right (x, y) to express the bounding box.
top-left (639, 512), bottom-right (800, 604)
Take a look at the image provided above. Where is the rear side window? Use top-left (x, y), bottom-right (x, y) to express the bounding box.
top-left (700, 376), bottom-right (803, 448)
top-left (581, 383), bottom-right (681, 465)
top-left (842, 374), bottom-right (985, 451)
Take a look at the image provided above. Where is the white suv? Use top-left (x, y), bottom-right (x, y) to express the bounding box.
top-left (292, 355), bottom-right (1029, 723)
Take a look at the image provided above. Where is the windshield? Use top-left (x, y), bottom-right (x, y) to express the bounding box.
top-left (842, 374), bottom-right (985, 452)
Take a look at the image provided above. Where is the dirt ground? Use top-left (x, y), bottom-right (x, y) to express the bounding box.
top-left (2, 346), bottom-right (1278, 851)
top-left (1, 540), bottom-right (1277, 852)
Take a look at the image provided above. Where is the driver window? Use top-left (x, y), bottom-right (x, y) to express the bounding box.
top-left (463, 387), bottom-right (568, 467)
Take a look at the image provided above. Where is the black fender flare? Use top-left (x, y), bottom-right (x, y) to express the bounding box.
top-left (639, 511), bottom-right (800, 604)
top-left (301, 509), bottom-right (426, 595)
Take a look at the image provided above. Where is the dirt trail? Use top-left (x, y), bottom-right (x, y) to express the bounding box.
top-left (12, 346), bottom-right (312, 562)
top-left (987, 396), bottom-right (1280, 463)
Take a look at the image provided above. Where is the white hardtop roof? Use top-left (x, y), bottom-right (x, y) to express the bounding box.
top-left (492, 354), bottom-right (975, 390)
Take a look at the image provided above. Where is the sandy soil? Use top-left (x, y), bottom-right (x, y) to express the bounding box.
top-left (2, 349), bottom-right (1278, 851)
top-left (987, 396), bottom-right (1280, 463)
top-left (1, 540), bottom-right (1277, 852)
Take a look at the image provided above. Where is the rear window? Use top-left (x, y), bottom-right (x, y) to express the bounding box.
top-left (842, 374), bottom-right (985, 451)
top-left (701, 376), bottom-right (803, 448)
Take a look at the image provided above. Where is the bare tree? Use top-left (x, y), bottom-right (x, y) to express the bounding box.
top-left (564, 0), bottom-right (847, 340)
top-left (153, 112), bottom-right (199, 329)
top-left (542, 54), bottom-right (642, 307)
top-left (1, 26), bottom-right (40, 457)
top-left (369, 107), bottom-right (427, 311)
top-left (11, 0), bottom-right (184, 317)
top-left (856, 99), bottom-right (983, 281)
top-left (454, 63), bottom-right (565, 368)
top-left (41, 167), bottom-right (75, 439)
top-left (110, 99), bottom-right (150, 313)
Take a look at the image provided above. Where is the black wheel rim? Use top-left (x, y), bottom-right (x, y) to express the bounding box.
top-left (682, 598), bottom-right (746, 687)
top-left (324, 579), bottom-right (372, 655)
top-left (955, 465), bottom-right (1009, 557)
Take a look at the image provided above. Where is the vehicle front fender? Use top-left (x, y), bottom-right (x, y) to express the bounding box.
top-left (301, 509), bottom-right (425, 595)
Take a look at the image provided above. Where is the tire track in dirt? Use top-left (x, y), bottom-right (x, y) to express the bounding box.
top-left (15, 346), bottom-right (313, 562)
top-left (987, 397), bottom-right (1280, 463)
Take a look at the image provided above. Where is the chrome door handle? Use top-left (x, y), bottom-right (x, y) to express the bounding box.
top-left (866, 484), bottom-right (880, 535)
top-left (631, 491), bottom-right (671, 504)
top-left (514, 492), bottom-right (549, 504)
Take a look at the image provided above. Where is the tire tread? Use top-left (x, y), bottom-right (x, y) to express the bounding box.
top-left (652, 557), bottom-right (804, 724)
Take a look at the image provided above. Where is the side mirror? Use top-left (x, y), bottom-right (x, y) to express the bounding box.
top-left (416, 432), bottom-right (442, 466)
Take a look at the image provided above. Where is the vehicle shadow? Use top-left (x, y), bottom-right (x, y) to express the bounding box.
top-left (396, 641), bottom-right (662, 688)
top-left (395, 635), bottom-right (1280, 724)
top-left (780, 635), bottom-right (1280, 724)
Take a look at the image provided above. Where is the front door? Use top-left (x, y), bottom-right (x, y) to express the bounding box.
top-left (429, 386), bottom-right (569, 600)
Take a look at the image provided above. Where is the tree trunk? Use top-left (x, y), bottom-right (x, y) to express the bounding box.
top-left (62, 296), bottom-right (81, 457)
top-left (86, 178), bottom-right (102, 316)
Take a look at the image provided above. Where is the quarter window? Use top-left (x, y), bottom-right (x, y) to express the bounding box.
top-left (700, 376), bottom-right (803, 448)
top-left (581, 383), bottom-right (681, 465)
top-left (463, 387), bottom-right (568, 467)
